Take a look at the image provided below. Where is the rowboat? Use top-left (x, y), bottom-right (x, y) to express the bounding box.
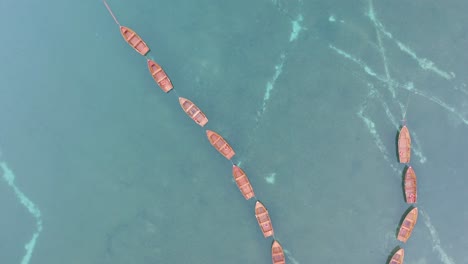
top-left (147, 59), bottom-right (173, 93)
top-left (103, 0), bottom-right (150, 56)
top-left (179, 97), bottom-right (208, 127)
top-left (232, 165), bottom-right (255, 200)
top-left (397, 207), bottom-right (418, 243)
top-left (272, 240), bottom-right (286, 264)
top-left (398, 125), bottom-right (411, 163)
top-left (389, 248), bottom-right (404, 264)
top-left (205, 130), bottom-right (235, 160)
top-left (120, 26), bottom-right (150, 55)
top-left (404, 166), bottom-right (417, 204)
top-left (255, 201), bottom-right (274, 238)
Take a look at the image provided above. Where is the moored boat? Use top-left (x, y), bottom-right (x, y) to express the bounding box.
top-left (102, 0), bottom-right (150, 56)
top-left (389, 248), bottom-right (404, 264)
top-left (255, 201), bottom-right (274, 238)
top-left (179, 97), bottom-right (208, 127)
top-left (404, 166), bottom-right (417, 204)
top-left (120, 26), bottom-right (150, 56)
top-left (205, 130), bottom-right (235, 160)
top-left (147, 59), bottom-right (173, 92)
top-left (397, 207), bottom-right (418, 243)
top-left (398, 125), bottom-right (411, 163)
top-left (272, 240), bottom-right (286, 264)
top-left (232, 165), bottom-right (255, 200)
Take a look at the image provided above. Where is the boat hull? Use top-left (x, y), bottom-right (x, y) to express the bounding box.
top-left (206, 130), bottom-right (235, 160)
top-left (404, 166), bottom-right (417, 204)
top-left (255, 201), bottom-right (274, 238)
top-left (389, 248), bottom-right (404, 264)
top-left (120, 26), bottom-right (150, 56)
top-left (272, 240), bottom-right (286, 264)
top-left (147, 59), bottom-right (173, 92)
top-left (232, 165), bottom-right (255, 200)
top-left (179, 97), bottom-right (208, 127)
top-left (397, 207), bottom-right (418, 243)
top-left (398, 126), bottom-right (411, 163)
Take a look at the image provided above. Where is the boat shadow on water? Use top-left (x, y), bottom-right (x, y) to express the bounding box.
top-left (394, 127), bottom-right (402, 162)
top-left (399, 166), bottom-right (409, 202)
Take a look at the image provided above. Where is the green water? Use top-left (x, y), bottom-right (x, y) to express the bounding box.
top-left (1, 0), bottom-right (467, 263)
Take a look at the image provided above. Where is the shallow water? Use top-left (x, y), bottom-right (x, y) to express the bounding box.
top-left (1, 0), bottom-right (467, 263)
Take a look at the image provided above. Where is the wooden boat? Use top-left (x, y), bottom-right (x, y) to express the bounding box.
top-left (205, 130), bottom-right (235, 160)
top-left (255, 201), bottom-right (274, 238)
top-left (397, 207), bottom-right (418, 243)
top-left (179, 97), bottom-right (208, 127)
top-left (147, 59), bottom-right (173, 93)
top-left (389, 248), bottom-right (404, 264)
top-left (271, 240), bottom-right (286, 264)
top-left (398, 125), bottom-right (411, 163)
top-left (232, 165), bottom-right (255, 200)
top-left (120, 26), bottom-right (150, 56)
top-left (404, 166), bottom-right (417, 204)
top-left (103, 0), bottom-right (150, 56)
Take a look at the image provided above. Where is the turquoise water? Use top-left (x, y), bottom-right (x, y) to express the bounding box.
top-left (1, 0), bottom-right (468, 263)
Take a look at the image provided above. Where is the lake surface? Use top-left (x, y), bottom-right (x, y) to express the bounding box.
top-left (1, 0), bottom-right (467, 263)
